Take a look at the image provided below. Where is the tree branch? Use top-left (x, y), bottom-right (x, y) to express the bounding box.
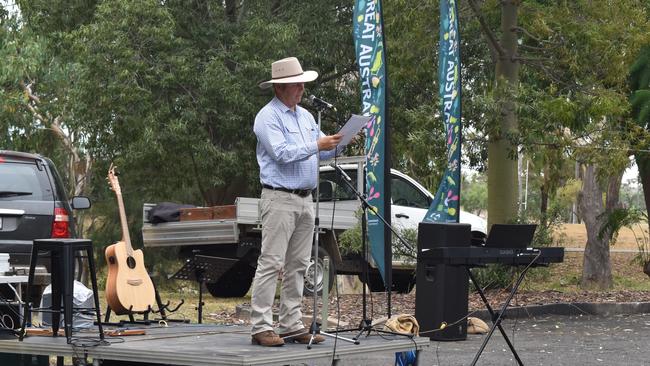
top-left (519, 44), bottom-right (548, 51)
top-left (467, 0), bottom-right (506, 62)
top-left (20, 81), bottom-right (40, 103)
top-left (511, 25), bottom-right (542, 44)
top-left (318, 62), bottom-right (357, 84)
top-left (75, 155), bottom-right (92, 197)
top-left (513, 56), bottom-right (552, 63)
top-left (511, 26), bottom-right (562, 46)
top-left (522, 59), bottom-right (596, 95)
top-left (20, 79), bottom-right (92, 198)
top-left (51, 115), bottom-right (77, 161)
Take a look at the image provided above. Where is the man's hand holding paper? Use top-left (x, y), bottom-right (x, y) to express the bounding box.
top-left (317, 134), bottom-right (343, 151)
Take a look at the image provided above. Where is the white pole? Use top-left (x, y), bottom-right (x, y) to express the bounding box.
top-left (524, 159), bottom-right (529, 212)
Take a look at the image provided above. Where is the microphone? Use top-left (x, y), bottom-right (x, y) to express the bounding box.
top-left (330, 163), bottom-right (352, 182)
top-left (309, 95), bottom-right (337, 111)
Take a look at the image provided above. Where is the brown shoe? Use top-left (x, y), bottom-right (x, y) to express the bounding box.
top-left (280, 328), bottom-right (325, 344)
top-left (251, 330), bottom-right (285, 347)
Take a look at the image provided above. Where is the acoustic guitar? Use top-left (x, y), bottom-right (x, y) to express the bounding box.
top-left (105, 164), bottom-right (156, 314)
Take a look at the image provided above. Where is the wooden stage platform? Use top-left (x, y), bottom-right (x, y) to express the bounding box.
top-left (0, 324), bottom-right (430, 365)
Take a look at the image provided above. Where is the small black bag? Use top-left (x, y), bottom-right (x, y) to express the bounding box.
top-left (148, 202), bottom-right (196, 224)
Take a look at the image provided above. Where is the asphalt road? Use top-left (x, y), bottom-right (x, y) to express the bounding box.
top-left (335, 313), bottom-right (650, 366)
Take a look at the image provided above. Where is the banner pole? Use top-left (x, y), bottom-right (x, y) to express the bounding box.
top-left (378, 0), bottom-right (392, 318)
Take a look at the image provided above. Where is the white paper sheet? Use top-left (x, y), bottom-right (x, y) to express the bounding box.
top-left (338, 114), bottom-right (372, 146)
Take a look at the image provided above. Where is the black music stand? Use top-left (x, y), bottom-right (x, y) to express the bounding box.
top-left (171, 255), bottom-right (238, 323)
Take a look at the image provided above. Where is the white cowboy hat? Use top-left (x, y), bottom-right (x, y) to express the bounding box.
top-left (258, 57), bottom-right (318, 89)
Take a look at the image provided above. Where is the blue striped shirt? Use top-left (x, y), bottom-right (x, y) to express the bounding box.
top-left (254, 97), bottom-right (340, 190)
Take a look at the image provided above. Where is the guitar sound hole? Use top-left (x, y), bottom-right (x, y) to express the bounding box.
top-left (126, 256), bottom-right (136, 269)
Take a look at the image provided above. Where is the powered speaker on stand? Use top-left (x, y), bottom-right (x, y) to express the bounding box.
top-left (415, 222), bottom-right (471, 341)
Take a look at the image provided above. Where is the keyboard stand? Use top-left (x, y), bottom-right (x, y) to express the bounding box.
top-left (466, 262), bottom-right (535, 366)
top-left (418, 246), bottom-right (563, 364)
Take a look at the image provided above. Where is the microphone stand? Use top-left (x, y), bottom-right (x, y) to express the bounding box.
top-left (329, 163), bottom-right (414, 340)
top-left (330, 163), bottom-right (413, 254)
top-left (307, 108), bottom-right (358, 349)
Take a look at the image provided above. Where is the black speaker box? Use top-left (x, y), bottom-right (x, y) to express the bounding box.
top-left (415, 222), bottom-right (471, 341)
top-left (417, 222), bottom-right (471, 249)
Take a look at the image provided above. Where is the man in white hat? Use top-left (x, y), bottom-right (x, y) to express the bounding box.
top-left (250, 57), bottom-right (344, 346)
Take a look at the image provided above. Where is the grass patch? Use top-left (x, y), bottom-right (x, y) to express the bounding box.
top-left (613, 275), bottom-right (650, 291)
top-left (514, 252), bottom-right (650, 294)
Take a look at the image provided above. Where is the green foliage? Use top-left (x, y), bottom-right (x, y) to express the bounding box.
top-left (597, 208), bottom-right (650, 267)
top-left (620, 180), bottom-right (646, 211)
top-left (630, 45), bottom-right (650, 224)
top-left (338, 211), bottom-right (363, 256)
top-left (461, 173), bottom-right (487, 217)
top-left (631, 89), bottom-right (650, 129)
top-left (337, 211), bottom-right (417, 264)
top-left (513, 1), bottom-right (650, 229)
top-left (597, 208), bottom-right (642, 242)
top-left (392, 226), bottom-right (417, 263)
top-left (2, 0), bottom-right (650, 276)
top-left (555, 179), bottom-right (581, 210)
top-left (472, 264), bottom-right (515, 290)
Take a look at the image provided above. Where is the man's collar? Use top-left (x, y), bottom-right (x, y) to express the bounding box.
top-left (273, 96), bottom-right (296, 112)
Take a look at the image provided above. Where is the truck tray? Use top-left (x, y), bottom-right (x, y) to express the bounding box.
top-left (142, 219), bottom-right (239, 247)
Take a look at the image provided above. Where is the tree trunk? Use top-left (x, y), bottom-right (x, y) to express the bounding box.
top-left (577, 164), bottom-right (613, 289)
top-left (487, 0), bottom-right (520, 227)
top-left (636, 152), bottom-right (650, 240)
top-left (540, 183), bottom-right (548, 226)
top-left (225, 0), bottom-right (237, 23)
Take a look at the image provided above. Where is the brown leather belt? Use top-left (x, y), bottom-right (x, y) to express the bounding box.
top-left (262, 184), bottom-right (312, 198)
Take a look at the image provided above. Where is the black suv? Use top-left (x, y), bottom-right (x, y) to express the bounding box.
top-left (0, 150), bottom-right (90, 277)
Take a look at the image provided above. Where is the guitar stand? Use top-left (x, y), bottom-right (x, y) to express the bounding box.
top-left (153, 288), bottom-right (187, 323)
top-left (102, 305), bottom-right (152, 326)
top-left (100, 276), bottom-right (187, 326)
top-left (467, 254), bottom-right (540, 366)
top-left (170, 255), bottom-right (238, 324)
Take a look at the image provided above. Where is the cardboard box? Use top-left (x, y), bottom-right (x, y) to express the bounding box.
top-left (212, 205), bottom-right (236, 219)
top-left (180, 207), bottom-right (213, 221)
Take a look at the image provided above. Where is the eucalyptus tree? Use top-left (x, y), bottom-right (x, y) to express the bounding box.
top-left (515, 0), bottom-right (650, 288)
top-left (451, 0), bottom-right (650, 288)
top-left (0, 5), bottom-right (93, 198)
top-left (0, 1), bottom-right (357, 254)
top-left (4, 0), bottom-right (348, 209)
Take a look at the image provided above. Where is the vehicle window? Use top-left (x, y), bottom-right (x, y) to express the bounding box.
top-left (318, 170), bottom-right (358, 201)
top-left (0, 163), bottom-right (53, 201)
top-left (391, 175), bottom-right (430, 209)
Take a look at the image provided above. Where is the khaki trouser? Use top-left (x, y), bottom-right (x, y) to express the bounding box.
top-left (250, 189), bottom-right (314, 335)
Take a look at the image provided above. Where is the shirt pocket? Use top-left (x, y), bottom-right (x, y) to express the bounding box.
top-left (298, 118), bottom-right (317, 142)
top-left (305, 124), bottom-right (318, 142)
top-left (285, 124), bottom-right (302, 143)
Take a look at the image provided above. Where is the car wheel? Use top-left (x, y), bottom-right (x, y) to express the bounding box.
top-left (304, 246), bottom-right (336, 297)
